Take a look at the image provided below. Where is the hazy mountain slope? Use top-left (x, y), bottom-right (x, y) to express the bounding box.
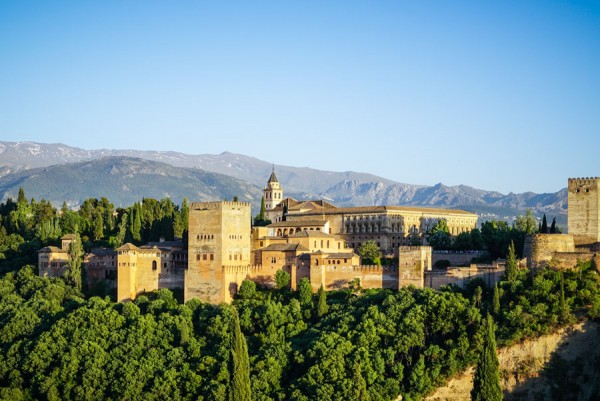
top-left (0, 141), bottom-right (396, 193)
top-left (0, 141), bottom-right (568, 224)
top-left (0, 157), bottom-right (262, 208)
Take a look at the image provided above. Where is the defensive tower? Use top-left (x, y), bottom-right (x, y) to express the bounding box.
top-left (185, 201), bottom-right (251, 304)
top-left (568, 177), bottom-right (600, 246)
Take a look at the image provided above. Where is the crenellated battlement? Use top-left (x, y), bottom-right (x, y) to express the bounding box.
top-left (568, 177), bottom-right (600, 190)
top-left (190, 200), bottom-right (252, 210)
top-left (399, 246), bottom-right (432, 251)
top-left (324, 264), bottom-right (398, 272)
top-left (222, 264), bottom-right (264, 273)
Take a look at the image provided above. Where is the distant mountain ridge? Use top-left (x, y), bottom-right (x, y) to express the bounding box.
top-left (0, 141), bottom-right (567, 224)
top-left (0, 156), bottom-right (262, 208)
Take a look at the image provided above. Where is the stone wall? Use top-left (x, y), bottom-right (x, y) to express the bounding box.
top-left (186, 201), bottom-right (251, 304)
top-left (523, 234), bottom-right (575, 268)
top-left (432, 251), bottom-right (484, 267)
top-left (568, 177), bottom-right (600, 246)
top-left (398, 246), bottom-right (431, 288)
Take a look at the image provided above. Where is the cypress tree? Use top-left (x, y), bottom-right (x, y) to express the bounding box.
top-left (492, 283), bottom-right (500, 317)
top-left (504, 241), bottom-right (518, 282)
top-left (67, 234), bottom-right (84, 292)
top-left (550, 218), bottom-right (557, 234)
top-left (17, 187), bottom-right (26, 204)
top-left (471, 315), bottom-right (502, 401)
top-left (230, 308), bottom-right (251, 401)
top-left (259, 196), bottom-right (266, 221)
top-left (559, 271), bottom-right (570, 324)
top-left (317, 284), bottom-right (328, 317)
top-left (541, 214), bottom-right (548, 234)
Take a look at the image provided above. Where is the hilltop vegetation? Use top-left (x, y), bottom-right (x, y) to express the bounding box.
top-left (0, 258), bottom-right (598, 400)
top-left (0, 190), bottom-right (598, 400)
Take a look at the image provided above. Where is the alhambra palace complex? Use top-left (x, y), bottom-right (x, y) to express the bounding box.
top-left (39, 174), bottom-right (600, 304)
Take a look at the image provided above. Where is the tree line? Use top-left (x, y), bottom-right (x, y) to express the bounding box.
top-left (0, 188), bottom-right (189, 274)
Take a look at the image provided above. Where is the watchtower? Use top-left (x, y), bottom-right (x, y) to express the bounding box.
top-left (185, 201), bottom-right (251, 304)
top-left (568, 177), bottom-right (600, 246)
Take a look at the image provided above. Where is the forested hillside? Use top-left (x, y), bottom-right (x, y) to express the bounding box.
top-left (0, 259), bottom-right (598, 400)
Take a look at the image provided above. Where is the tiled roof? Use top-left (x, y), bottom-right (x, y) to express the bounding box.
top-left (288, 230), bottom-right (336, 239)
top-left (117, 243), bottom-right (140, 251)
top-left (38, 246), bottom-right (66, 253)
top-left (324, 252), bottom-right (356, 259)
top-left (297, 205), bottom-right (477, 216)
top-left (268, 219), bottom-right (327, 228)
top-left (261, 243), bottom-right (310, 252)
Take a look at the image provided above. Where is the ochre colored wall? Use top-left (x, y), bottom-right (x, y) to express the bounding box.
top-left (186, 201), bottom-right (251, 304)
top-left (523, 234), bottom-right (575, 268)
top-left (568, 177), bottom-right (600, 246)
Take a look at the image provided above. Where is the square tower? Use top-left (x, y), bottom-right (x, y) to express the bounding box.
top-left (568, 177), bottom-right (600, 246)
top-left (185, 201), bottom-right (251, 304)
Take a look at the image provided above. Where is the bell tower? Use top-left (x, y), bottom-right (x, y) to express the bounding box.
top-left (263, 166), bottom-right (283, 210)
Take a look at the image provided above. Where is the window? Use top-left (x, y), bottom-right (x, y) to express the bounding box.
top-left (203, 254), bottom-right (207, 260)
top-left (196, 254), bottom-right (200, 261)
top-left (210, 254), bottom-right (214, 261)
top-left (271, 257), bottom-right (276, 263)
top-left (152, 261), bottom-right (157, 270)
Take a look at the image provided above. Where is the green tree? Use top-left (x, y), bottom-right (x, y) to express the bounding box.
top-left (230, 308), bottom-right (251, 401)
top-left (298, 278), bottom-right (312, 306)
top-left (514, 209), bottom-right (538, 235)
top-left (471, 315), bottom-right (502, 401)
top-left (504, 241), bottom-right (518, 282)
top-left (275, 269), bottom-right (290, 290)
top-left (17, 187), bottom-right (27, 204)
top-left (492, 283), bottom-right (500, 316)
top-left (317, 284), bottom-right (328, 317)
top-left (66, 234), bottom-right (84, 292)
top-left (238, 280), bottom-right (256, 299)
top-left (541, 214), bottom-right (548, 234)
top-left (357, 240), bottom-right (382, 265)
top-left (550, 218), bottom-right (560, 234)
top-left (253, 197), bottom-right (271, 227)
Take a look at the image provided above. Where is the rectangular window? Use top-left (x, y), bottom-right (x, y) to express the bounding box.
top-left (203, 254), bottom-right (207, 261)
top-left (196, 254), bottom-right (200, 261)
top-left (210, 254), bottom-right (214, 261)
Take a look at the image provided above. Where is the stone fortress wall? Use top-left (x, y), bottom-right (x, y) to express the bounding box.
top-left (522, 177), bottom-right (600, 271)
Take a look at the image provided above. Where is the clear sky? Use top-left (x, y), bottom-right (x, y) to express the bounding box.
top-left (1, 1), bottom-right (598, 194)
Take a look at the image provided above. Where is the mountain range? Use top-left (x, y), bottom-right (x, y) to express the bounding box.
top-left (0, 141), bottom-right (567, 224)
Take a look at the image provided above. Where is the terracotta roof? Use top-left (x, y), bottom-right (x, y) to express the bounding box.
top-left (261, 243), bottom-right (310, 252)
top-left (296, 205), bottom-right (477, 216)
top-left (288, 230), bottom-right (336, 239)
top-left (38, 246), bottom-right (66, 253)
top-left (268, 220), bottom-right (328, 228)
top-left (117, 243), bottom-right (140, 251)
top-left (146, 240), bottom-right (184, 248)
top-left (287, 200), bottom-right (337, 212)
top-left (88, 248), bottom-right (116, 256)
top-left (324, 253), bottom-right (356, 259)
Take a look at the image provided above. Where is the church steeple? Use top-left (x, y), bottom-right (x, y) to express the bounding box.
top-left (263, 165), bottom-right (283, 211)
top-left (267, 164), bottom-right (279, 184)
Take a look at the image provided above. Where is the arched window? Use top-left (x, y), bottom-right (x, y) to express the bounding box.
top-left (152, 261), bottom-right (157, 270)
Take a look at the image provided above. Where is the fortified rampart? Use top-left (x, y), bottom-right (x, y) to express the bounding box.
top-left (432, 251), bottom-right (484, 267)
top-left (568, 177), bottom-right (600, 246)
top-left (523, 234), bottom-right (575, 269)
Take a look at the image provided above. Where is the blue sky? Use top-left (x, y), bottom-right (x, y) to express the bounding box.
top-left (1, 1), bottom-right (598, 194)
